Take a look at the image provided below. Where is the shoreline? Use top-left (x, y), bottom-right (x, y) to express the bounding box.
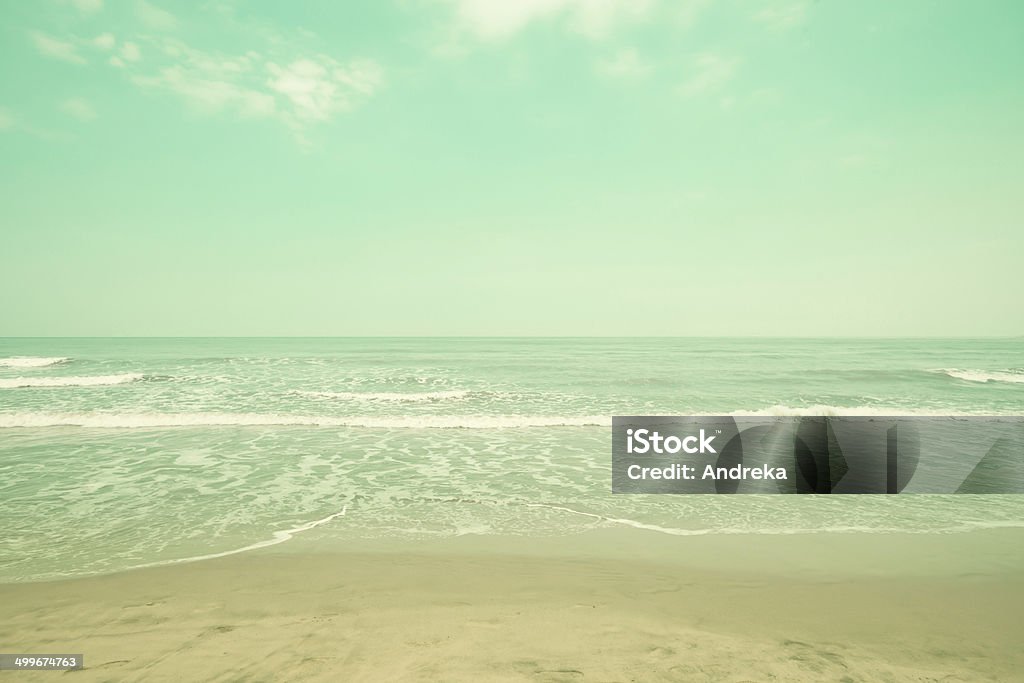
top-left (3, 529), bottom-right (1022, 681)
top-left (7, 518), bottom-right (1024, 586)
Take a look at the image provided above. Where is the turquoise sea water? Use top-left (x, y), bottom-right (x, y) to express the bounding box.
top-left (1, 338), bottom-right (1023, 582)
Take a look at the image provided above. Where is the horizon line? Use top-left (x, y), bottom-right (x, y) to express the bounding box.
top-left (1, 335), bottom-right (1022, 340)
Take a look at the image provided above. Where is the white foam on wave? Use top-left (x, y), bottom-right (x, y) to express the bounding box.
top-left (1, 406), bottom-right (1016, 428)
top-left (294, 389), bottom-right (472, 402)
top-left (0, 412), bottom-right (612, 429)
top-left (523, 503), bottom-right (712, 536)
top-left (125, 507), bottom-right (347, 572)
top-left (725, 404), bottom-right (1012, 417)
top-left (0, 373), bottom-right (143, 389)
top-left (0, 356), bottom-right (69, 368)
top-left (935, 369), bottom-right (1024, 384)
top-left (523, 503), bottom-right (1024, 536)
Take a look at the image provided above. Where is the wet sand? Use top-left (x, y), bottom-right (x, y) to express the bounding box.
top-left (2, 529), bottom-right (1022, 682)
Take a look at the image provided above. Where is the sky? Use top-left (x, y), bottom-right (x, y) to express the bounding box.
top-left (1, 0), bottom-right (1022, 336)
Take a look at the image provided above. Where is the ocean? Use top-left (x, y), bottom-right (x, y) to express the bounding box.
top-left (1, 337), bottom-right (1022, 583)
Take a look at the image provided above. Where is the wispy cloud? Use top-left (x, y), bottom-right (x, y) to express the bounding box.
top-left (754, 2), bottom-right (810, 30)
top-left (134, 66), bottom-right (275, 119)
top-left (678, 53), bottom-right (738, 97)
top-left (128, 38), bottom-right (382, 139)
top-left (61, 97), bottom-right (97, 121)
top-left (570, 0), bottom-right (654, 39)
top-left (23, 3), bottom-right (381, 143)
top-left (440, 0), bottom-right (654, 43)
top-left (597, 48), bottom-right (652, 79)
top-left (0, 106), bottom-right (73, 140)
top-left (121, 41), bottom-right (141, 62)
top-left (93, 32), bottom-right (116, 50)
top-left (267, 58), bottom-right (382, 122)
top-left (70, 0), bottom-right (103, 14)
top-left (30, 32), bottom-right (87, 64)
top-left (70, 0), bottom-right (103, 13)
top-left (130, 45), bottom-right (274, 116)
top-left (136, 0), bottom-right (178, 30)
top-left (675, 0), bottom-right (710, 29)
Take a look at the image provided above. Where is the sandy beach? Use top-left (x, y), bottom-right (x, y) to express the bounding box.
top-left (5, 0), bottom-right (1024, 675)
top-left (3, 528), bottom-right (1022, 682)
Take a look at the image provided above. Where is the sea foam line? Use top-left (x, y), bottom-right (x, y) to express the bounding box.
top-left (0, 356), bottom-right (69, 368)
top-left (1, 406), bottom-right (1019, 429)
top-left (294, 389), bottom-right (472, 402)
top-left (0, 373), bottom-right (143, 389)
top-left (0, 412), bottom-right (612, 429)
top-left (521, 502), bottom-right (1024, 536)
top-left (725, 404), bottom-right (1018, 417)
top-left (934, 369), bottom-right (1024, 385)
top-left (522, 503), bottom-right (712, 536)
top-left (124, 507), bottom-right (348, 572)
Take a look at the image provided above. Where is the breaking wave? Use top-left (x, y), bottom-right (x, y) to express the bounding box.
top-left (293, 389), bottom-right (472, 402)
top-left (0, 356), bottom-right (69, 368)
top-left (1, 405), bottom-right (1017, 428)
top-left (725, 404), bottom-right (1008, 416)
top-left (934, 369), bottom-right (1024, 385)
top-left (0, 412), bottom-right (611, 429)
top-left (0, 373), bottom-right (143, 389)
